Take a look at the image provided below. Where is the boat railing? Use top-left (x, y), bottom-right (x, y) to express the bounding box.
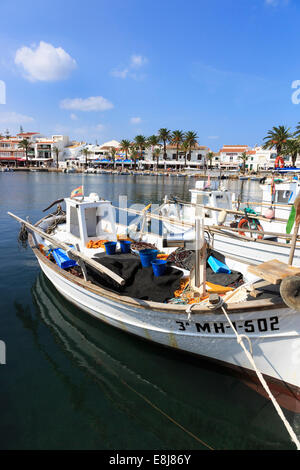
top-left (112, 204), bottom-right (300, 246)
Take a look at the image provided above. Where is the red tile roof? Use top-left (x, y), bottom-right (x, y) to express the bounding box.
top-left (220, 147), bottom-right (249, 153)
top-left (16, 132), bottom-right (39, 135)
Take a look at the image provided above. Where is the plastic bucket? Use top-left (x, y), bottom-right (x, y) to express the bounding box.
top-left (104, 241), bottom-right (117, 255)
top-left (151, 259), bottom-right (167, 276)
top-left (139, 249), bottom-right (158, 267)
top-left (120, 240), bottom-right (132, 253)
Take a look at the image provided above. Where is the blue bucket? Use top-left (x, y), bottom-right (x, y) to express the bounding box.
top-left (104, 241), bottom-right (117, 255)
top-left (120, 240), bottom-right (132, 253)
top-left (139, 249), bottom-right (158, 267)
top-left (151, 259), bottom-right (167, 276)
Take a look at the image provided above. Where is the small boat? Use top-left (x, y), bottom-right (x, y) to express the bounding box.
top-left (2, 167), bottom-right (14, 172)
top-left (160, 180), bottom-right (300, 266)
top-left (8, 191), bottom-right (300, 434)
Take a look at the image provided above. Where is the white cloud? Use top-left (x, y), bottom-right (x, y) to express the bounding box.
top-left (15, 41), bottom-right (77, 82)
top-left (130, 117), bottom-right (141, 124)
top-left (208, 135), bottom-right (219, 140)
top-left (70, 113), bottom-right (78, 120)
top-left (130, 55), bottom-right (148, 68)
top-left (111, 54), bottom-right (148, 79)
top-left (95, 123), bottom-right (105, 131)
top-left (111, 68), bottom-right (129, 79)
top-left (60, 96), bottom-right (114, 112)
top-left (0, 111), bottom-right (34, 124)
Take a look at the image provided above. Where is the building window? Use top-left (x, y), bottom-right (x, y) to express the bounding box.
top-left (197, 154), bottom-right (202, 161)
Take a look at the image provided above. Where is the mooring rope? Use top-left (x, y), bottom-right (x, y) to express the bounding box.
top-left (208, 299), bottom-right (300, 450)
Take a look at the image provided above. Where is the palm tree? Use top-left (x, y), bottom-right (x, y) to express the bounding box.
top-left (134, 135), bottom-right (147, 160)
top-left (263, 125), bottom-right (291, 161)
top-left (153, 147), bottom-right (161, 169)
top-left (238, 151), bottom-right (248, 174)
top-left (110, 147), bottom-right (117, 169)
top-left (130, 145), bottom-right (139, 171)
top-left (52, 146), bottom-right (60, 169)
top-left (206, 151), bottom-right (214, 169)
top-left (180, 140), bottom-right (190, 167)
top-left (285, 139), bottom-right (300, 167)
top-left (294, 122), bottom-right (300, 139)
top-left (147, 135), bottom-right (160, 161)
top-left (120, 139), bottom-right (131, 159)
top-left (18, 138), bottom-right (32, 167)
top-left (81, 147), bottom-right (91, 169)
top-left (147, 134), bottom-right (160, 148)
top-left (158, 128), bottom-right (172, 160)
top-left (184, 131), bottom-right (198, 162)
top-left (171, 130), bottom-right (184, 161)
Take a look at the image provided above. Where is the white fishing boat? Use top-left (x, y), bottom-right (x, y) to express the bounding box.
top-left (8, 189), bottom-right (300, 436)
top-left (160, 179), bottom-right (300, 266)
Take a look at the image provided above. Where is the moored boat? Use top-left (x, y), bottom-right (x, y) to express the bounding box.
top-left (8, 190), bottom-right (300, 447)
top-left (160, 179), bottom-right (300, 266)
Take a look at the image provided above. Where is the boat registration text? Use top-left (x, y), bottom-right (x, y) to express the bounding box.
top-left (175, 316), bottom-right (279, 335)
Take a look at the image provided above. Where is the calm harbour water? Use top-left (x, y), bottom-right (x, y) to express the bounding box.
top-left (0, 171), bottom-right (298, 450)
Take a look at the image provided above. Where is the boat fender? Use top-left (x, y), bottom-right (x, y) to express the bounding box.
top-left (263, 206), bottom-right (275, 219)
top-left (280, 276), bottom-right (300, 311)
top-left (218, 210), bottom-right (227, 225)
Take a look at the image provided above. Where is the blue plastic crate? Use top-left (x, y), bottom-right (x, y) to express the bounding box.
top-left (208, 256), bottom-right (231, 274)
top-left (52, 247), bottom-right (77, 269)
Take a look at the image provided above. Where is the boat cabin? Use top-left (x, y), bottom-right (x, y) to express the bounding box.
top-left (65, 193), bottom-right (117, 251)
top-left (189, 180), bottom-right (233, 224)
top-left (260, 181), bottom-right (298, 206)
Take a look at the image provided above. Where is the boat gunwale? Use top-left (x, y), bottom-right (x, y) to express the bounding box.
top-left (28, 232), bottom-right (286, 316)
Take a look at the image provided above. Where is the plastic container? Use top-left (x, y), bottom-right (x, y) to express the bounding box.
top-left (151, 259), bottom-right (167, 276)
top-left (104, 241), bottom-right (117, 255)
top-left (52, 248), bottom-right (77, 269)
top-left (208, 255), bottom-right (231, 274)
top-left (120, 240), bottom-right (132, 254)
top-left (139, 249), bottom-right (158, 267)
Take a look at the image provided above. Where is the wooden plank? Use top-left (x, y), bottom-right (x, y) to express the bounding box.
top-left (248, 259), bottom-right (300, 284)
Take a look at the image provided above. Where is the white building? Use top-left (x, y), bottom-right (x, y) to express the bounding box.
top-left (0, 132), bottom-right (70, 166)
top-left (143, 143), bottom-right (211, 169)
top-left (218, 145), bottom-right (250, 170)
top-left (35, 134), bottom-right (70, 165)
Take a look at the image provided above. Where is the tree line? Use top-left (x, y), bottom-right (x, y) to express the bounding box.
top-left (263, 123), bottom-right (300, 167)
top-left (119, 129), bottom-right (204, 169)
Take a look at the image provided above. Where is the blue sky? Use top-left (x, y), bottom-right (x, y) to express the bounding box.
top-left (0, 0), bottom-right (300, 150)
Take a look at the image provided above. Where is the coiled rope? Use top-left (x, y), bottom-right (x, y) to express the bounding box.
top-left (207, 297), bottom-right (300, 450)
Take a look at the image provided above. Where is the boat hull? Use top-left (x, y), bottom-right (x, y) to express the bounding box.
top-left (34, 247), bottom-right (300, 411)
